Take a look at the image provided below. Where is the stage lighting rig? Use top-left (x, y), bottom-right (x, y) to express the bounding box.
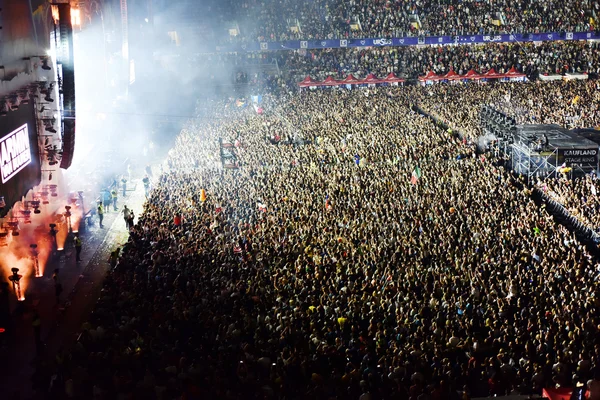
top-left (9, 97), bottom-right (19, 110)
top-left (24, 200), bottom-right (42, 215)
top-left (43, 117), bottom-right (58, 133)
top-left (17, 90), bottom-right (30, 104)
top-left (45, 184), bottom-right (58, 197)
top-left (7, 220), bottom-right (19, 237)
top-left (41, 58), bottom-right (51, 71)
top-left (8, 268), bottom-right (23, 301)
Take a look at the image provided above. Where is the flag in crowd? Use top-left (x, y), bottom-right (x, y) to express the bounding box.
top-left (411, 166), bottom-right (422, 185)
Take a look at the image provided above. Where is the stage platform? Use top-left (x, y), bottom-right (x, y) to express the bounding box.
top-left (0, 174), bottom-right (148, 399)
top-left (508, 124), bottom-right (599, 181)
top-left (515, 124), bottom-right (599, 150)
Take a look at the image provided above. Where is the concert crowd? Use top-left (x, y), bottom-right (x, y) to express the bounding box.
top-left (36, 86), bottom-right (600, 399)
top-left (408, 80), bottom-right (600, 139)
top-left (404, 80), bottom-right (600, 234)
top-left (213, 0), bottom-right (598, 42)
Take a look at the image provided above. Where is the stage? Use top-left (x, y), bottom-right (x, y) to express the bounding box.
top-left (510, 124), bottom-right (599, 181)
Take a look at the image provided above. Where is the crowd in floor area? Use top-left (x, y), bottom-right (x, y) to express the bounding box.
top-left (404, 80), bottom-right (600, 234)
top-left (34, 85), bottom-right (600, 399)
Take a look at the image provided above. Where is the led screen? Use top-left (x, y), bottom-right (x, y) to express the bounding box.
top-left (1, 124), bottom-right (32, 183)
top-left (0, 101), bottom-right (41, 216)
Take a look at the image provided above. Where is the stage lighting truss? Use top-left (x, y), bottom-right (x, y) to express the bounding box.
top-left (0, 218), bottom-right (22, 237)
top-left (23, 200), bottom-right (42, 215)
top-left (0, 100), bottom-right (7, 116)
top-left (479, 105), bottom-right (517, 143)
top-left (30, 79), bottom-right (66, 174)
top-left (8, 95), bottom-right (20, 111)
top-left (43, 184), bottom-right (59, 198)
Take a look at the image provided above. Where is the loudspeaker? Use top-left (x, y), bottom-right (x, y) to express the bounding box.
top-left (56, 3), bottom-right (76, 169)
top-left (60, 120), bottom-right (75, 169)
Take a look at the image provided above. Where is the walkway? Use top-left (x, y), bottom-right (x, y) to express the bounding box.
top-left (0, 175), bottom-right (148, 399)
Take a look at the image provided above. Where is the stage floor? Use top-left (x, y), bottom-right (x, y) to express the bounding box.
top-left (0, 173), bottom-right (148, 399)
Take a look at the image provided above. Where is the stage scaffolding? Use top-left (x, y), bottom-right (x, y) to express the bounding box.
top-left (480, 108), bottom-right (599, 183)
top-left (510, 142), bottom-right (559, 183)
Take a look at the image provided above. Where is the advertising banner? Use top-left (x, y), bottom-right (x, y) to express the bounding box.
top-left (214, 31), bottom-right (600, 53)
top-left (558, 148), bottom-right (599, 167)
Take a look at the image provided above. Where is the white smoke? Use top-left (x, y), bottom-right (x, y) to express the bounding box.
top-left (477, 133), bottom-right (498, 151)
top-left (0, 57), bottom-right (54, 98)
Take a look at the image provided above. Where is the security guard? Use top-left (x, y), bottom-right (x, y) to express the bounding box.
top-left (97, 202), bottom-right (104, 229)
top-left (74, 235), bottom-right (82, 262)
top-left (103, 190), bottom-right (111, 213)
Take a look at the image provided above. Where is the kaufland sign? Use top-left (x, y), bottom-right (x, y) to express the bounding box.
top-left (1, 124), bottom-right (31, 184)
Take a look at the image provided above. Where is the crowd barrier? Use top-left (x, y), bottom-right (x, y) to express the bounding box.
top-left (534, 187), bottom-right (600, 246)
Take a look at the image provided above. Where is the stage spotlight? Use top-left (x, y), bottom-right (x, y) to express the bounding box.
top-left (41, 59), bottom-right (51, 70)
top-left (9, 268), bottom-right (24, 301)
